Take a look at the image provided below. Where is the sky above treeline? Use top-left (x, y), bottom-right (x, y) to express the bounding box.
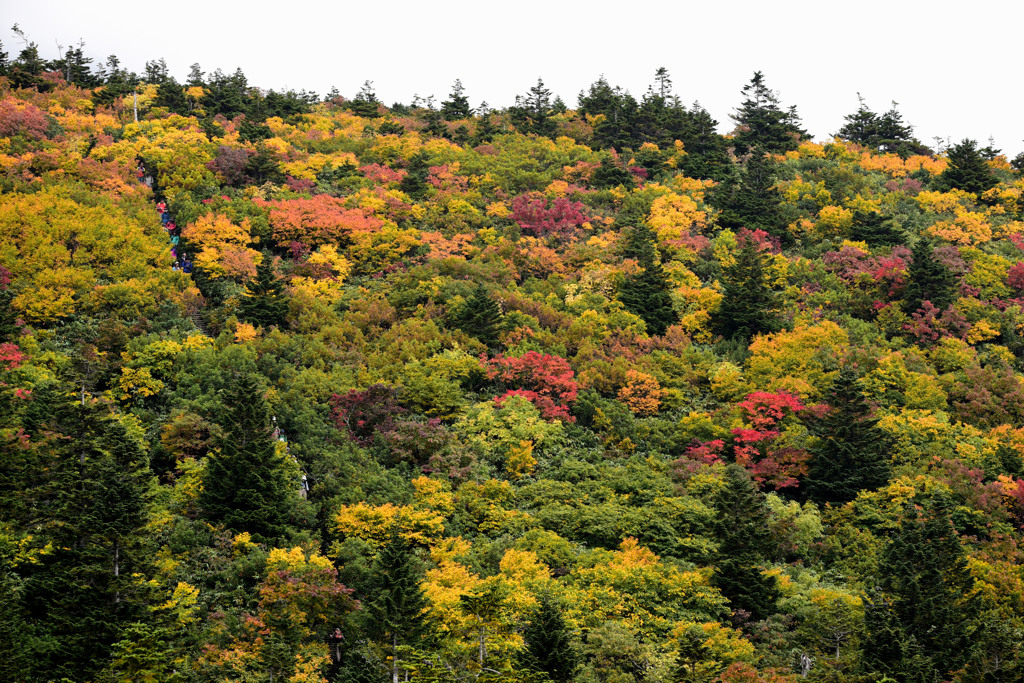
top-left (7, 0), bottom-right (1024, 156)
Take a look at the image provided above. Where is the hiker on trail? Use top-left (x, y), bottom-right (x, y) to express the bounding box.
top-left (161, 212), bottom-right (170, 226)
top-left (172, 262), bottom-right (180, 271)
top-left (182, 259), bottom-right (193, 274)
top-left (170, 234), bottom-right (179, 246)
top-left (166, 220), bottom-right (176, 232)
top-left (156, 201), bottom-right (167, 214)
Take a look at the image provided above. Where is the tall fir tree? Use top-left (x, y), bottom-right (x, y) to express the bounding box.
top-left (862, 498), bottom-right (982, 680)
top-left (519, 591), bottom-right (579, 683)
top-left (364, 527), bottom-right (430, 683)
top-left (730, 71), bottom-right (807, 155)
top-left (618, 225), bottom-right (678, 336)
top-left (237, 256), bottom-right (289, 329)
top-left (453, 283), bottom-right (503, 347)
top-left (712, 238), bottom-right (782, 341)
top-left (939, 138), bottom-right (999, 196)
top-left (712, 149), bottom-right (787, 239)
top-left (199, 372), bottom-right (297, 541)
top-left (441, 78), bottom-right (472, 120)
top-left (711, 464), bottom-right (780, 623)
top-left (901, 238), bottom-right (957, 315)
top-left (804, 366), bottom-right (892, 506)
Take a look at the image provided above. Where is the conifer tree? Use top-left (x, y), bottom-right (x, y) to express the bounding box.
top-left (519, 591), bottom-right (579, 683)
top-left (712, 238), bottom-right (781, 341)
top-left (731, 71), bottom-right (807, 155)
top-left (441, 79), bottom-right (472, 120)
top-left (453, 283), bottom-right (503, 347)
top-left (200, 372), bottom-right (296, 541)
top-left (711, 465), bottom-right (780, 623)
top-left (237, 256), bottom-right (289, 329)
top-left (364, 527), bottom-right (430, 683)
top-left (902, 238), bottom-right (957, 315)
top-left (618, 225), bottom-right (678, 336)
top-left (804, 366), bottom-right (892, 506)
top-left (712, 150), bottom-right (787, 238)
top-left (939, 138), bottom-right (999, 196)
top-left (850, 210), bottom-right (901, 247)
top-left (862, 498), bottom-right (981, 680)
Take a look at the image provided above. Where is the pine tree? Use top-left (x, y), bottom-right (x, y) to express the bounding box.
top-left (712, 239), bottom-right (782, 341)
top-left (618, 225), bottom-right (678, 337)
top-left (364, 528), bottom-right (430, 683)
top-left (237, 257), bottom-right (289, 329)
top-left (804, 366), bottom-right (892, 506)
top-left (200, 372), bottom-right (296, 541)
top-left (939, 138), bottom-right (998, 196)
top-left (453, 283), bottom-right (503, 347)
top-left (902, 238), bottom-right (957, 315)
top-left (519, 591), bottom-right (579, 683)
top-left (351, 80), bottom-right (381, 118)
top-left (711, 465), bottom-right (780, 623)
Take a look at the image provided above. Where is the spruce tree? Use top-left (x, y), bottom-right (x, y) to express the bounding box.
top-left (902, 238), bottom-right (957, 315)
top-left (804, 366), bottom-right (892, 506)
top-left (710, 465), bottom-right (780, 623)
top-left (364, 527), bottom-right (430, 683)
top-left (453, 283), bottom-right (503, 347)
top-left (712, 150), bottom-right (787, 239)
top-left (441, 79), bottom-right (472, 120)
top-left (863, 498), bottom-right (981, 680)
top-left (712, 239), bottom-right (782, 341)
top-left (618, 225), bottom-right (678, 337)
top-left (237, 257), bottom-right (289, 329)
top-left (850, 210), bottom-right (902, 247)
top-left (200, 372), bottom-right (296, 541)
top-left (519, 591), bottom-right (579, 683)
top-left (731, 71), bottom-right (807, 155)
top-left (939, 138), bottom-right (998, 196)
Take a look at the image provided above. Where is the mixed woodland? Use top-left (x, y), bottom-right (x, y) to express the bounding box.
top-left (4, 34), bottom-right (1024, 683)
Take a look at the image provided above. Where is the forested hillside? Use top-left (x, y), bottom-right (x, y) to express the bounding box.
top-left (3, 39), bottom-right (1024, 683)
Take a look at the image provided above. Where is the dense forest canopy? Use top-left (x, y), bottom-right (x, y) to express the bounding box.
top-left (2, 33), bottom-right (1024, 683)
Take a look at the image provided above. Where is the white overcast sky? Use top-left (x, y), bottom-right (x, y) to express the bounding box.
top-left (6, 0), bottom-right (1024, 155)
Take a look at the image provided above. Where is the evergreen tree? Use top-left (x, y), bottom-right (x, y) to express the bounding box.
top-left (441, 78), bottom-right (472, 119)
top-left (364, 528), bottom-right (430, 683)
top-left (578, 76), bottom-right (639, 151)
top-left (154, 77), bottom-right (189, 114)
top-left (731, 71), bottom-right (807, 155)
top-left (398, 151), bottom-right (431, 200)
top-left (712, 150), bottom-right (787, 238)
top-left (711, 465), bottom-right (780, 623)
top-left (200, 372), bottom-right (297, 541)
top-left (712, 238), bottom-right (782, 341)
top-left (675, 103), bottom-right (732, 182)
top-left (237, 256), bottom-right (289, 329)
top-left (804, 366), bottom-right (892, 506)
top-left (452, 283), bottom-right (503, 347)
top-left (902, 238), bottom-right (957, 315)
top-left (939, 138), bottom-right (999, 196)
top-left (350, 80), bottom-right (381, 118)
top-left (862, 498), bottom-right (982, 680)
top-left (850, 210), bottom-right (902, 247)
top-left (519, 591), bottom-right (579, 683)
top-left (618, 225), bottom-right (678, 337)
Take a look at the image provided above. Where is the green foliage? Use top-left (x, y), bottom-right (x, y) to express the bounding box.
top-left (712, 239), bottom-right (782, 341)
top-left (199, 372), bottom-right (299, 541)
top-left (805, 366), bottom-right (892, 506)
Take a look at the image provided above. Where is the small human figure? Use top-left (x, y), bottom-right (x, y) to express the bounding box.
top-left (156, 201), bottom-right (167, 214)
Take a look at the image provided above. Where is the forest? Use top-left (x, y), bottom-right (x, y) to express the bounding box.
top-left (2, 33), bottom-right (1024, 683)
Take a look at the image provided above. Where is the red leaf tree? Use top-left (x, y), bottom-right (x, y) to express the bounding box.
top-left (486, 351), bottom-right (578, 421)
